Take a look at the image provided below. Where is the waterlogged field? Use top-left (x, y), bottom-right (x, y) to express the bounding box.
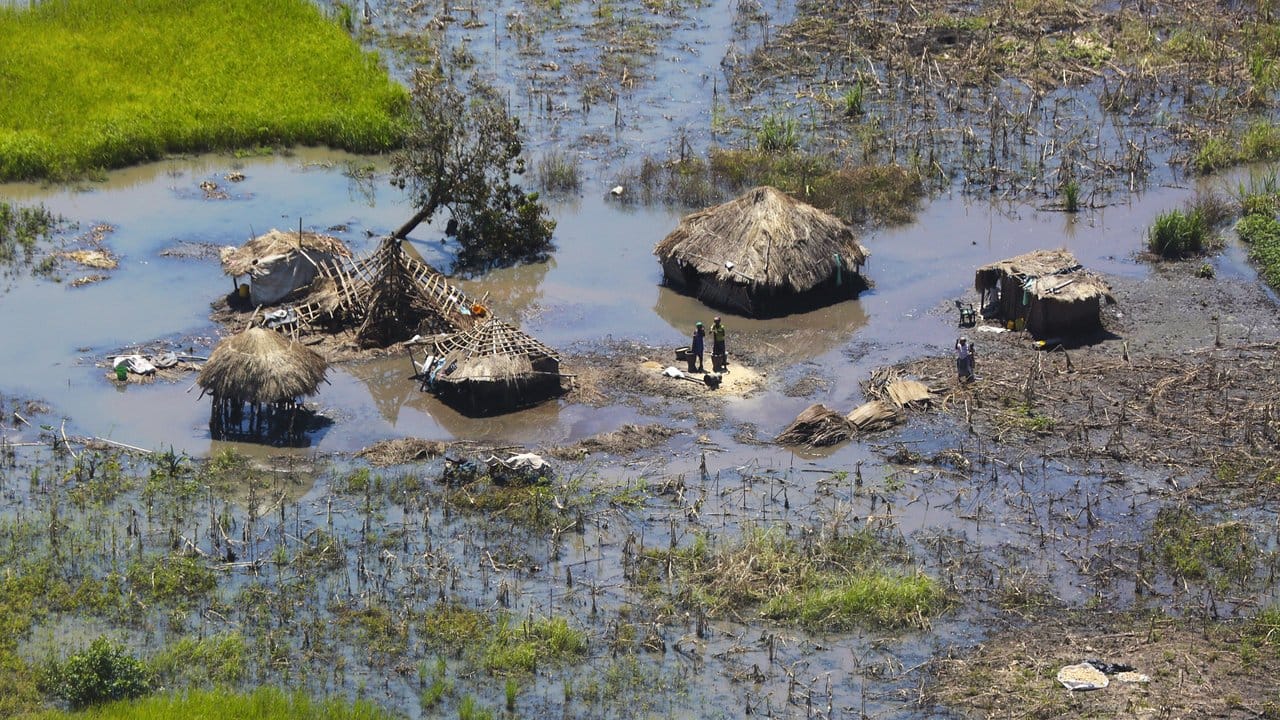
top-left (0, 0), bottom-right (407, 181)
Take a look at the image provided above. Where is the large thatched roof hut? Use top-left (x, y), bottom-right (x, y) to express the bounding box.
top-left (654, 186), bottom-right (870, 317)
top-left (220, 229), bottom-right (351, 306)
top-left (974, 249), bottom-right (1114, 338)
top-left (426, 318), bottom-right (563, 416)
top-left (197, 328), bottom-right (329, 442)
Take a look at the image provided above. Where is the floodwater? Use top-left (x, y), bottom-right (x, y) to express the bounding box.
top-left (0, 154), bottom-right (1206, 457)
top-left (2, 1), bottom-right (1278, 718)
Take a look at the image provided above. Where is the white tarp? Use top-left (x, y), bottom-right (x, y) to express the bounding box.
top-left (247, 252), bottom-right (325, 306)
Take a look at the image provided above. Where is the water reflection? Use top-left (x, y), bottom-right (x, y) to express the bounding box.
top-left (652, 284), bottom-right (870, 361)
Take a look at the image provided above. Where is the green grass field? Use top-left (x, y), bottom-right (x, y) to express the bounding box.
top-left (0, 0), bottom-right (408, 181)
top-left (21, 688), bottom-right (398, 720)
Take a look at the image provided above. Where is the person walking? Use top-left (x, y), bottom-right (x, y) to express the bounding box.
top-left (954, 337), bottom-right (974, 382)
top-left (689, 322), bottom-right (705, 372)
top-left (711, 316), bottom-right (727, 371)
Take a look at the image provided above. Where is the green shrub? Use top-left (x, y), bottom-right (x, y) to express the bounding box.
top-left (1147, 208), bottom-right (1209, 257)
top-left (41, 637), bottom-right (151, 709)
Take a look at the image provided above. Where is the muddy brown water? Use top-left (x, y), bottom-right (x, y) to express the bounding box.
top-left (3, 2), bottom-right (1279, 717)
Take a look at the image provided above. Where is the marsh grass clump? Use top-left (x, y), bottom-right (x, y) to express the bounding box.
top-left (148, 632), bottom-right (247, 688)
top-left (0, 0), bottom-right (408, 181)
top-left (0, 201), bottom-right (60, 267)
top-left (643, 526), bottom-right (943, 630)
top-left (1149, 506), bottom-right (1256, 591)
top-left (535, 151), bottom-right (582, 195)
top-left (1235, 212), bottom-right (1280, 288)
top-left (420, 605), bottom-right (587, 675)
top-left (755, 114), bottom-right (801, 153)
top-left (126, 554), bottom-right (216, 610)
top-left (1147, 207), bottom-right (1210, 257)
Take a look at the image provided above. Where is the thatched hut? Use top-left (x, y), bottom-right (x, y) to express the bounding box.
top-left (654, 186), bottom-right (870, 317)
top-left (197, 328), bottom-right (329, 442)
top-left (425, 318), bottom-right (563, 416)
top-left (220, 229), bottom-right (351, 306)
top-left (974, 249), bottom-right (1114, 338)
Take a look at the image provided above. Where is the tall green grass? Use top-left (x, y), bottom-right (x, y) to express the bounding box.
top-left (0, 0), bottom-right (408, 181)
top-left (1236, 213), bottom-right (1280, 289)
top-left (22, 687), bottom-right (398, 720)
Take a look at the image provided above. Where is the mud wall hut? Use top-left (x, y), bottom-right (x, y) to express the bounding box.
top-left (426, 318), bottom-right (562, 416)
top-left (221, 229), bottom-right (351, 306)
top-left (197, 327), bottom-right (329, 442)
top-left (974, 249), bottom-right (1114, 337)
top-left (654, 186), bottom-right (870, 317)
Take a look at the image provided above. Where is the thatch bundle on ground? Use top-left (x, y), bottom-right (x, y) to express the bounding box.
top-left (885, 379), bottom-right (933, 407)
top-left (197, 328), bottom-right (328, 442)
top-left (975, 249), bottom-right (1114, 338)
top-left (355, 438), bottom-right (448, 467)
top-left (776, 404), bottom-right (853, 447)
top-left (654, 186), bottom-right (870, 317)
top-left (427, 318), bottom-right (564, 416)
top-left (220, 229), bottom-right (351, 306)
top-left (847, 400), bottom-right (903, 431)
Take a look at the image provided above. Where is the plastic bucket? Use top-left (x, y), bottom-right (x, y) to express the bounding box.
top-left (115, 365), bottom-right (128, 381)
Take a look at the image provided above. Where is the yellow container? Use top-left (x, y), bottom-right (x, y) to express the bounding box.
top-left (1014, 318), bottom-right (1026, 331)
top-left (1006, 320), bottom-right (1015, 330)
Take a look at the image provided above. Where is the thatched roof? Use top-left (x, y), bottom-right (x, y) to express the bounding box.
top-left (975, 249), bottom-right (1113, 303)
top-left (220, 229), bottom-right (351, 277)
top-left (775, 404), bottom-right (853, 447)
top-left (197, 328), bottom-right (328, 403)
top-left (654, 186), bottom-right (869, 292)
top-left (434, 318), bottom-right (560, 384)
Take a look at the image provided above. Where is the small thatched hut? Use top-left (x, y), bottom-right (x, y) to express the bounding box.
top-left (974, 249), bottom-right (1114, 338)
top-left (197, 328), bottom-right (329, 442)
top-left (654, 186), bottom-right (870, 317)
top-left (221, 229), bottom-right (351, 307)
top-left (426, 318), bottom-right (563, 416)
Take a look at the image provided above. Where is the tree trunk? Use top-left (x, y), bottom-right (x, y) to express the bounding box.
top-left (392, 197), bottom-right (440, 240)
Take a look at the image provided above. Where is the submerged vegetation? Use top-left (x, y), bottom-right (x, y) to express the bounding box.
top-left (639, 526), bottom-right (943, 630)
top-left (0, 0), bottom-right (407, 181)
top-left (0, 201), bottom-right (60, 268)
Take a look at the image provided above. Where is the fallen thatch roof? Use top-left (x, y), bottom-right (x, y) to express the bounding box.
top-left (434, 318), bottom-right (561, 384)
top-left (885, 379), bottom-right (933, 408)
top-left (309, 236), bottom-right (475, 347)
top-left (197, 328), bottom-right (329, 403)
top-left (654, 186), bottom-right (869, 292)
top-left (847, 400), bottom-right (903, 432)
top-left (974, 249), bottom-right (1113, 303)
top-left (776, 403), bottom-right (853, 447)
top-left (220, 229), bottom-right (351, 277)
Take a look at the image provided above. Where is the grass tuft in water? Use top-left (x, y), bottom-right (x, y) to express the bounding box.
top-left (1147, 208), bottom-right (1210, 257)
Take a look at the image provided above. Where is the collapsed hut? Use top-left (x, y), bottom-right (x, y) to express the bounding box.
top-left (654, 186), bottom-right (870, 317)
top-left (304, 236), bottom-right (479, 347)
top-left (421, 318), bottom-right (563, 416)
top-left (197, 328), bottom-right (329, 443)
top-left (220, 229), bottom-right (351, 307)
top-left (974, 249), bottom-right (1114, 338)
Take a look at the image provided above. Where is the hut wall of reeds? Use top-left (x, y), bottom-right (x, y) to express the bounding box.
top-left (220, 229), bottom-right (351, 306)
top-left (197, 328), bottom-right (329, 443)
top-left (974, 249), bottom-right (1114, 337)
top-left (428, 319), bottom-right (563, 416)
top-left (654, 186), bottom-right (870, 318)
